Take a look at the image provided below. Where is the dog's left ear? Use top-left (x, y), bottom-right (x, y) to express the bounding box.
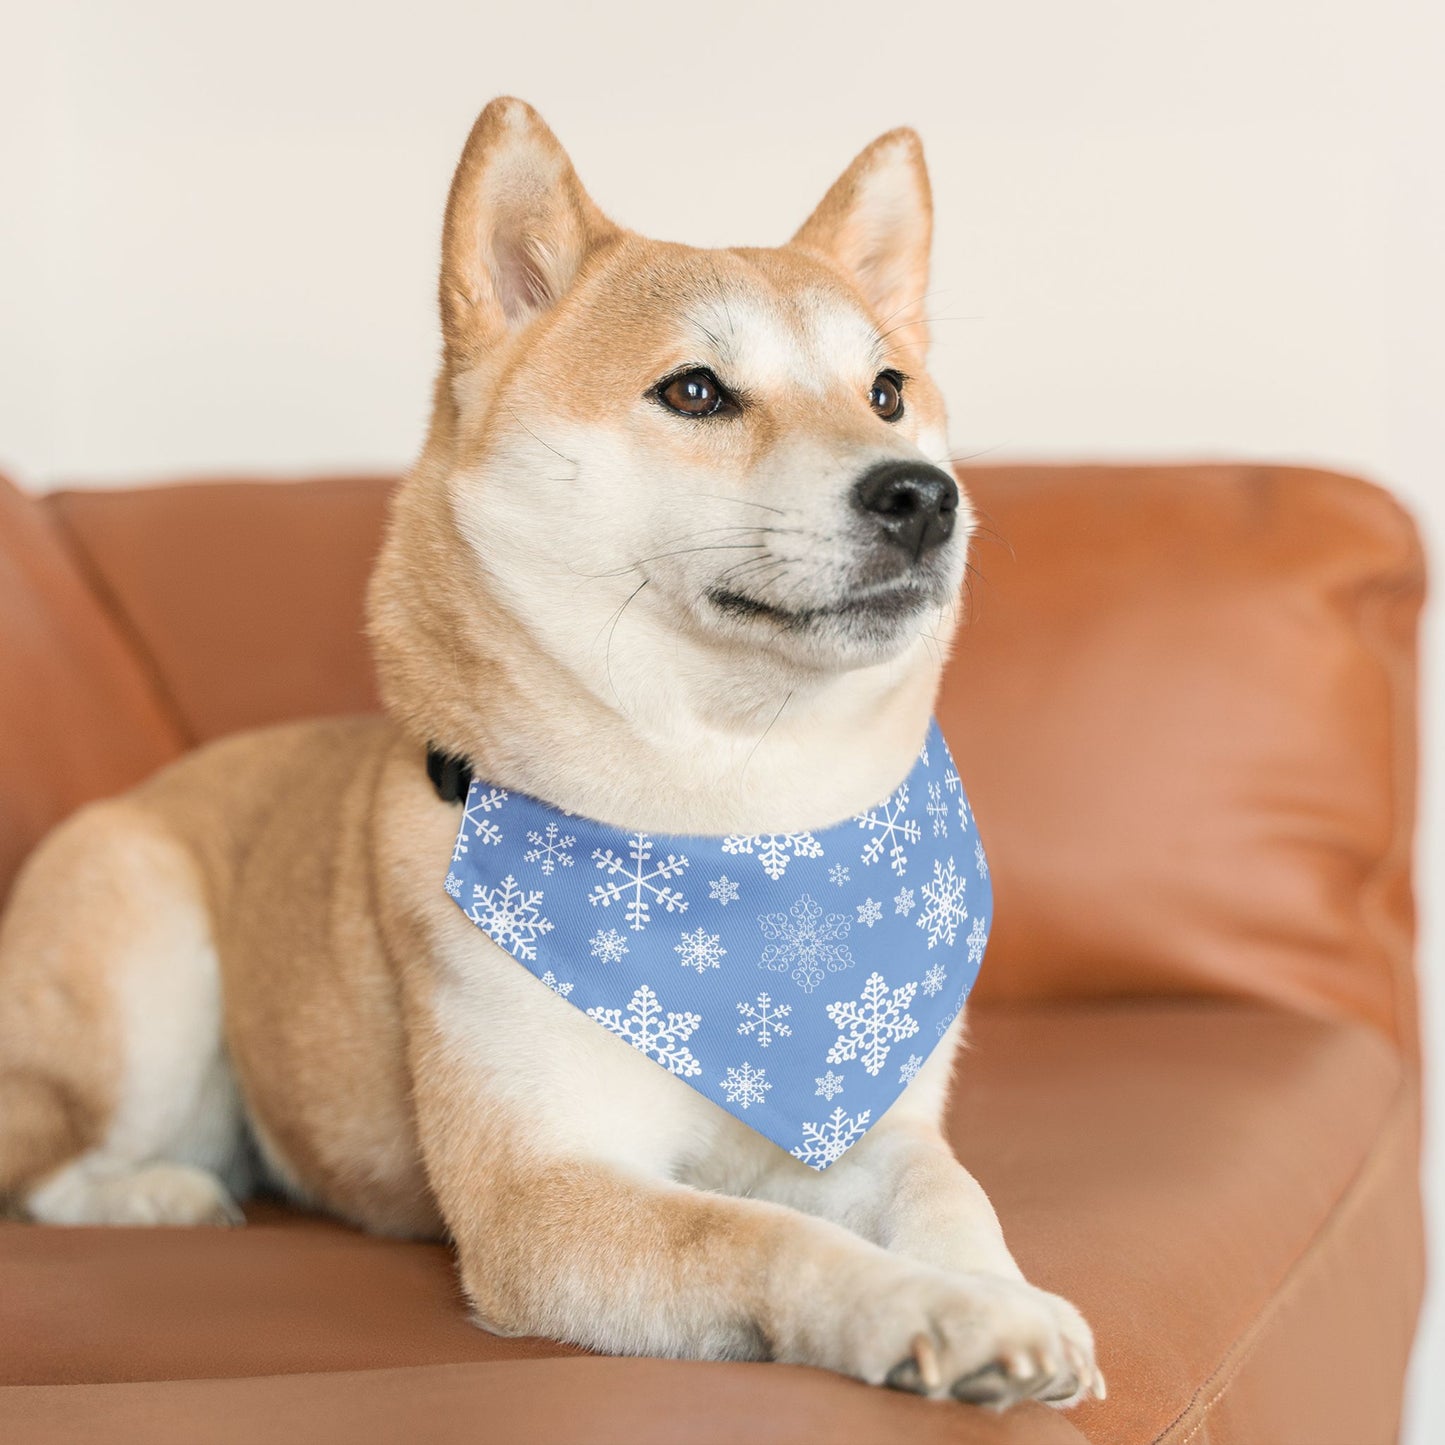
top-left (790, 129), bottom-right (933, 351)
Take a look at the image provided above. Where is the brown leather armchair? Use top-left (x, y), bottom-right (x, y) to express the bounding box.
top-left (0, 462), bottom-right (1425, 1444)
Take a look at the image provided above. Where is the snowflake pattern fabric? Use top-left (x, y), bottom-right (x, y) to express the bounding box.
top-left (444, 718), bottom-right (990, 1168)
top-left (825, 971), bottom-right (921, 1076)
top-left (758, 893), bottom-right (855, 993)
top-left (720, 1061), bottom-right (771, 1109)
top-left (721, 831), bottom-right (824, 881)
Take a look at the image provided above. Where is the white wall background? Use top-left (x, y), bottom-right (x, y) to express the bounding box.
top-left (1, 0), bottom-right (1440, 1434)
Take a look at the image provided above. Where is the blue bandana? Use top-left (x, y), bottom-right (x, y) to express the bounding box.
top-left (444, 719), bottom-right (991, 1168)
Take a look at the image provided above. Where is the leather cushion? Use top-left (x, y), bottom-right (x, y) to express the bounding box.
top-left (46, 476), bottom-right (390, 744)
top-left (943, 464), bottom-right (1423, 1051)
top-left (0, 1003), bottom-right (1417, 1445)
top-left (0, 473), bottom-right (183, 902)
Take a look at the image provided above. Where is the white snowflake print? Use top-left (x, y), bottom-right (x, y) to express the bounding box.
top-left (918, 737), bottom-right (930, 766)
top-left (720, 1061), bottom-right (771, 1109)
top-left (943, 769), bottom-right (969, 831)
top-left (675, 926), bottom-right (726, 976)
top-left (539, 970), bottom-right (573, 998)
top-left (917, 856), bottom-right (968, 950)
top-left (828, 863), bottom-right (851, 888)
top-left (758, 893), bottom-right (856, 993)
top-left (791, 1107), bottom-right (872, 1168)
top-left (586, 984), bottom-right (702, 1077)
top-left (721, 831), bottom-right (824, 881)
top-left (453, 785), bottom-right (508, 861)
top-left (921, 960), bottom-right (947, 997)
top-left (589, 927), bottom-right (630, 965)
top-left (523, 821), bottom-right (575, 875)
top-left (856, 897), bottom-right (883, 928)
top-left (444, 872), bottom-right (463, 899)
top-left (814, 1071), bottom-right (845, 1101)
top-left (736, 991), bottom-right (793, 1048)
top-left (467, 876), bottom-right (553, 962)
top-left (975, 837), bottom-right (989, 879)
top-left (855, 782), bottom-right (921, 876)
top-left (899, 1052), bottom-right (924, 1084)
top-left (894, 887), bottom-right (916, 918)
top-left (589, 831), bottom-right (689, 931)
top-left (967, 915), bottom-right (989, 966)
top-left (938, 994), bottom-right (969, 1037)
top-left (825, 971), bottom-right (921, 1076)
top-left (926, 781), bottom-right (949, 838)
top-left (708, 874), bottom-right (740, 906)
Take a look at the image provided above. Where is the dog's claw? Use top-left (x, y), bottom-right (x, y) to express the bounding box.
top-left (1028, 1339), bottom-right (1092, 1404)
top-left (885, 1358), bottom-right (925, 1395)
top-left (1039, 1373), bottom-right (1081, 1404)
top-left (951, 1362), bottom-right (1013, 1406)
top-left (1001, 1348), bottom-right (1034, 1380)
top-left (910, 1331), bottom-right (942, 1393)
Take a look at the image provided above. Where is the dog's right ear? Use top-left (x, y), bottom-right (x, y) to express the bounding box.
top-left (439, 98), bottom-right (617, 366)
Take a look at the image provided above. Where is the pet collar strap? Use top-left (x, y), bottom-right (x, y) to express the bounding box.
top-left (426, 746), bottom-right (473, 804)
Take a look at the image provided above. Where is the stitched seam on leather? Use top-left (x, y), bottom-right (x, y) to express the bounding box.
top-left (1148, 1078), bottom-right (1411, 1445)
top-left (1352, 546), bottom-right (1427, 1070)
top-left (44, 497), bottom-right (199, 750)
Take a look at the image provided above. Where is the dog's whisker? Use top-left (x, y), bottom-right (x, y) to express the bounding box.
top-left (930, 444), bottom-right (1007, 469)
top-left (872, 288), bottom-right (949, 331)
top-left (741, 687), bottom-right (794, 779)
top-left (571, 542), bottom-right (775, 581)
top-left (569, 526), bottom-right (808, 582)
top-left (716, 552), bottom-right (787, 584)
top-left (708, 556), bottom-right (792, 606)
top-left (959, 501), bottom-right (1016, 562)
top-left (875, 314), bottom-right (980, 357)
top-left (501, 402), bottom-right (580, 469)
top-left (868, 291), bottom-right (953, 360)
top-left (726, 553), bottom-right (799, 588)
top-left (600, 577), bottom-right (650, 707)
top-left (772, 561), bottom-right (833, 616)
top-left (647, 525), bottom-right (803, 548)
top-left (686, 492), bottom-right (793, 517)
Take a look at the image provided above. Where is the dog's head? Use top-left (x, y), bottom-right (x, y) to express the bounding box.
top-left (371, 99), bottom-right (970, 764)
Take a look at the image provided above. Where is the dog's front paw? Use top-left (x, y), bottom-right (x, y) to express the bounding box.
top-left (840, 1267), bottom-right (1104, 1409)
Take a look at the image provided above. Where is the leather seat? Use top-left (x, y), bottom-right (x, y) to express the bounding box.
top-left (0, 463), bottom-right (1425, 1443)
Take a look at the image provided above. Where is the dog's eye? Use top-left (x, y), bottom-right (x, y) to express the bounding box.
top-left (869, 371), bottom-right (905, 421)
top-left (657, 369), bottom-right (726, 417)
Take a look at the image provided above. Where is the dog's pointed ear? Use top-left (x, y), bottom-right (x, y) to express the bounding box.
top-left (440, 98), bottom-right (618, 365)
top-left (790, 128), bottom-right (933, 350)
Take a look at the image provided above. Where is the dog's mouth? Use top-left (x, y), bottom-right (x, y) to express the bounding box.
top-left (705, 579), bottom-right (935, 630)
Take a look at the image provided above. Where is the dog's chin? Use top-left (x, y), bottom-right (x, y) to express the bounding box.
top-left (703, 579), bottom-right (943, 668)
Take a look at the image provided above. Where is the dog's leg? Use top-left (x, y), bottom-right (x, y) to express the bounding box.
top-left (0, 800), bottom-right (247, 1225)
top-left (750, 1030), bottom-right (1104, 1406)
top-left (413, 992), bottom-right (1094, 1402)
top-left (426, 1130), bottom-right (1095, 1397)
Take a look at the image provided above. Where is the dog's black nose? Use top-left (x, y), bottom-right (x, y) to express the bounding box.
top-left (852, 460), bottom-right (959, 559)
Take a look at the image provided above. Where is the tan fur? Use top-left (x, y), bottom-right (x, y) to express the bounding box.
top-left (0, 98), bottom-right (1101, 1405)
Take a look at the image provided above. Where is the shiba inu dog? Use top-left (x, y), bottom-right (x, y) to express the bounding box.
top-left (0, 98), bottom-right (1102, 1408)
